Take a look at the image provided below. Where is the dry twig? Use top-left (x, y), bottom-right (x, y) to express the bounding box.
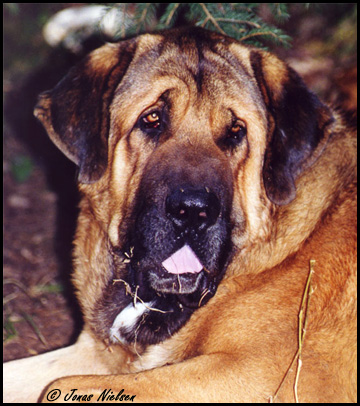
top-left (271, 260), bottom-right (315, 403)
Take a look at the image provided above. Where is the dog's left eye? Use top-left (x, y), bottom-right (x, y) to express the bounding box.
top-left (229, 120), bottom-right (246, 139)
top-left (223, 120), bottom-right (247, 149)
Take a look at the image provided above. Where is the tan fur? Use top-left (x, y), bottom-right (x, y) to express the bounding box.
top-left (4, 28), bottom-right (356, 403)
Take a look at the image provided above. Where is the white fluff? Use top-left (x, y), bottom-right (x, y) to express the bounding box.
top-left (110, 301), bottom-right (154, 344)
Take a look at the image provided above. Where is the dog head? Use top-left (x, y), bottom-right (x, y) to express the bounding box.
top-left (35, 27), bottom-right (333, 348)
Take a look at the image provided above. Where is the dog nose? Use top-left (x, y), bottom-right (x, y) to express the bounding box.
top-left (166, 187), bottom-right (221, 233)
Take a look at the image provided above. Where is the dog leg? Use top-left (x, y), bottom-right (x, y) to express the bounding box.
top-left (3, 329), bottom-right (128, 403)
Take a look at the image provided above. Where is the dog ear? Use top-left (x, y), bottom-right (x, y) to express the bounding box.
top-left (34, 41), bottom-right (136, 183)
top-left (250, 51), bottom-right (334, 205)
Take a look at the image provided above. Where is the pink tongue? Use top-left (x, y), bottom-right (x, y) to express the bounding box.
top-left (162, 245), bottom-right (203, 274)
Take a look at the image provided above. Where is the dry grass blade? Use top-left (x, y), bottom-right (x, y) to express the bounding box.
top-left (112, 278), bottom-right (170, 314)
top-left (270, 260), bottom-right (315, 403)
top-left (294, 259), bottom-right (315, 402)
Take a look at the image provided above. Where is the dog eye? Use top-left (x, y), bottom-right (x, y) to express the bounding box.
top-left (229, 120), bottom-right (247, 139)
top-left (223, 120), bottom-right (247, 148)
top-left (141, 111), bottom-right (161, 129)
top-left (144, 112), bottom-right (160, 126)
top-left (138, 110), bottom-right (164, 139)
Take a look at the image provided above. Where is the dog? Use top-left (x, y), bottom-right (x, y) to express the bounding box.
top-left (4, 27), bottom-right (357, 402)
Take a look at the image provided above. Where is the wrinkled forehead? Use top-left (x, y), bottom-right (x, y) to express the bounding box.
top-left (112, 33), bottom-right (264, 114)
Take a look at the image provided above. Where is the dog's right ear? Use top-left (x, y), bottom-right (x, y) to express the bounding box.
top-left (34, 40), bottom-right (136, 183)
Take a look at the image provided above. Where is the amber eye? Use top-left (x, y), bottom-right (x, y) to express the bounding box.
top-left (138, 108), bottom-right (165, 139)
top-left (229, 120), bottom-right (247, 139)
top-left (222, 119), bottom-right (247, 149)
top-left (142, 111), bottom-right (161, 129)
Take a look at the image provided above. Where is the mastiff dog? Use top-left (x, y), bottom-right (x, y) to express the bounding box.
top-left (4, 27), bottom-right (357, 402)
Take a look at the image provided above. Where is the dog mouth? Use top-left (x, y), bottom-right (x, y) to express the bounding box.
top-left (127, 243), bottom-right (224, 309)
top-left (125, 219), bottom-right (232, 308)
top-left (148, 244), bottom-right (206, 294)
top-left (127, 241), bottom-right (220, 297)
top-left (121, 184), bottom-right (233, 308)
top-left (99, 184), bottom-right (233, 345)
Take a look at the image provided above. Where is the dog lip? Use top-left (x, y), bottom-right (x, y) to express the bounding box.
top-left (148, 267), bottom-right (204, 294)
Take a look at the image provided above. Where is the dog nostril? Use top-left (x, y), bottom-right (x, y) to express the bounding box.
top-left (166, 187), bottom-right (220, 232)
top-left (177, 208), bottom-right (207, 222)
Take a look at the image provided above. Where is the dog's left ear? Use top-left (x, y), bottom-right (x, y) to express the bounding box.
top-left (34, 41), bottom-right (136, 183)
top-left (250, 51), bottom-right (334, 205)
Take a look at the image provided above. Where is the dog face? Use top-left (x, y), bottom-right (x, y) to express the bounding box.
top-left (34, 27), bottom-right (333, 349)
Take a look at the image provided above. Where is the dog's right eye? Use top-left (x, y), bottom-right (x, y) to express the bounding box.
top-left (139, 110), bottom-right (163, 137)
top-left (142, 112), bottom-right (161, 128)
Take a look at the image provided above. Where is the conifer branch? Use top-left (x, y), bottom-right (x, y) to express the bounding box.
top-left (111, 3), bottom-right (292, 49)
